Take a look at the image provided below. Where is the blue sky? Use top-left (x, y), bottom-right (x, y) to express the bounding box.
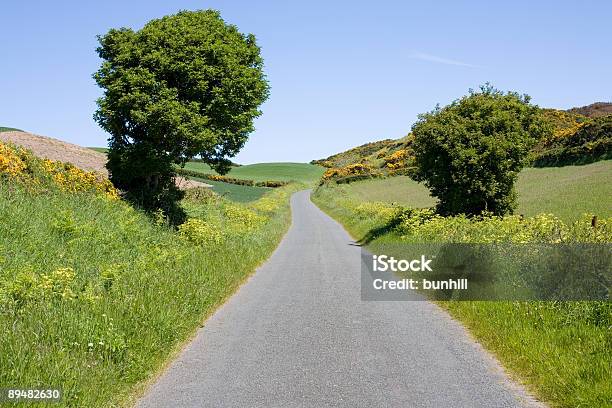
top-left (1, 1), bottom-right (610, 163)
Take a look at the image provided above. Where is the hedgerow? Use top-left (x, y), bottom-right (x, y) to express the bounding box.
top-left (176, 167), bottom-right (288, 188)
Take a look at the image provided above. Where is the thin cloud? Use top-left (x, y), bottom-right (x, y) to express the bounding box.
top-left (411, 52), bottom-right (479, 68)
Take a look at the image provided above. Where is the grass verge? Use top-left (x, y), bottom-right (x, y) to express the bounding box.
top-left (311, 182), bottom-right (611, 408)
top-left (0, 142), bottom-right (301, 407)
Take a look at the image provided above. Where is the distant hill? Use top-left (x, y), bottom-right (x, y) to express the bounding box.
top-left (567, 102), bottom-right (612, 118)
top-left (314, 104), bottom-right (612, 183)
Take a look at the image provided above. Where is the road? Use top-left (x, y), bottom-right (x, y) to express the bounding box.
top-left (138, 190), bottom-right (543, 408)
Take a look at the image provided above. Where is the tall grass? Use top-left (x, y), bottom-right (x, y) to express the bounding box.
top-left (312, 183), bottom-right (611, 408)
top-left (0, 170), bottom-right (299, 407)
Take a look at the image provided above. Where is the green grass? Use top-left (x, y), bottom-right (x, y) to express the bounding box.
top-left (88, 147), bottom-right (109, 154)
top-left (516, 161), bottom-right (612, 221)
top-left (311, 169), bottom-right (611, 408)
top-left (334, 160), bottom-right (612, 223)
top-left (193, 177), bottom-right (271, 202)
top-left (339, 175), bottom-right (435, 208)
top-left (184, 162), bottom-right (325, 184)
top-left (0, 126), bottom-right (23, 132)
top-left (0, 171), bottom-right (298, 407)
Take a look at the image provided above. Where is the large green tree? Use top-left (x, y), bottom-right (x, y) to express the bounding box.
top-left (94, 10), bottom-right (269, 222)
top-left (411, 85), bottom-right (550, 216)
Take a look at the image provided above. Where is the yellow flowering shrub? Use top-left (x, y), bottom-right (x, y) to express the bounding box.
top-left (178, 218), bottom-right (223, 246)
top-left (0, 142), bottom-right (119, 199)
top-left (354, 202), bottom-right (399, 223)
top-left (41, 159), bottom-right (119, 199)
top-left (249, 187), bottom-right (289, 214)
top-left (0, 143), bottom-right (27, 177)
top-left (39, 267), bottom-right (76, 300)
top-left (224, 205), bottom-right (266, 231)
top-left (2, 266), bottom-right (78, 308)
top-left (391, 208), bottom-right (610, 244)
top-left (384, 149), bottom-right (409, 170)
top-left (322, 163), bottom-right (374, 181)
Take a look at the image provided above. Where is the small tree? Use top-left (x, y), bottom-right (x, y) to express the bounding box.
top-left (94, 10), bottom-right (269, 223)
top-left (411, 84), bottom-right (550, 216)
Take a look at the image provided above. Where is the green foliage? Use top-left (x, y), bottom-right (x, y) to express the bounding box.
top-left (87, 147), bottom-right (108, 154)
top-left (533, 115), bottom-right (612, 167)
top-left (411, 84), bottom-right (550, 216)
top-left (93, 10), bottom-right (269, 221)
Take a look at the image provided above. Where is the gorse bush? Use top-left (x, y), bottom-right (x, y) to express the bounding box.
top-left (321, 163), bottom-right (377, 184)
top-left (0, 142), bottom-right (118, 199)
top-left (533, 115), bottom-right (612, 167)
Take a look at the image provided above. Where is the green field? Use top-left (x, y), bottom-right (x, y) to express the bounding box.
top-left (335, 160), bottom-right (612, 223)
top-left (86, 152), bottom-right (323, 201)
top-left (184, 161), bottom-right (325, 184)
top-left (192, 177), bottom-right (271, 202)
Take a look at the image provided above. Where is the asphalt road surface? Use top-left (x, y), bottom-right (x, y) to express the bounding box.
top-left (138, 190), bottom-right (544, 408)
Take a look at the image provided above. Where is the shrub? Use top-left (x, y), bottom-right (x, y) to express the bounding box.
top-left (0, 142), bottom-right (119, 199)
top-left (178, 218), bottom-right (223, 246)
top-left (321, 163), bottom-right (375, 183)
top-left (384, 149), bottom-right (409, 169)
top-left (411, 84), bottom-right (550, 216)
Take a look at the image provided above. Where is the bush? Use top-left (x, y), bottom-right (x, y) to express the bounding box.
top-left (411, 84), bottom-right (550, 216)
top-left (321, 163), bottom-right (376, 183)
top-left (0, 142), bottom-right (119, 199)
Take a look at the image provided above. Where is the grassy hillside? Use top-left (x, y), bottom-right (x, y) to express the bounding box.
top-left (0, 126), bottom-right (23, 132)
top-left (0, 142), bottom-right (299, 407)
top-left (191, 177), bottom-right (271, 202)
top-left (312, 105), bottom-right (611, 184)
top-left (335, 160), bottom-right (612, 223)
top-left (184, 161), bottom-right (324, 184)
